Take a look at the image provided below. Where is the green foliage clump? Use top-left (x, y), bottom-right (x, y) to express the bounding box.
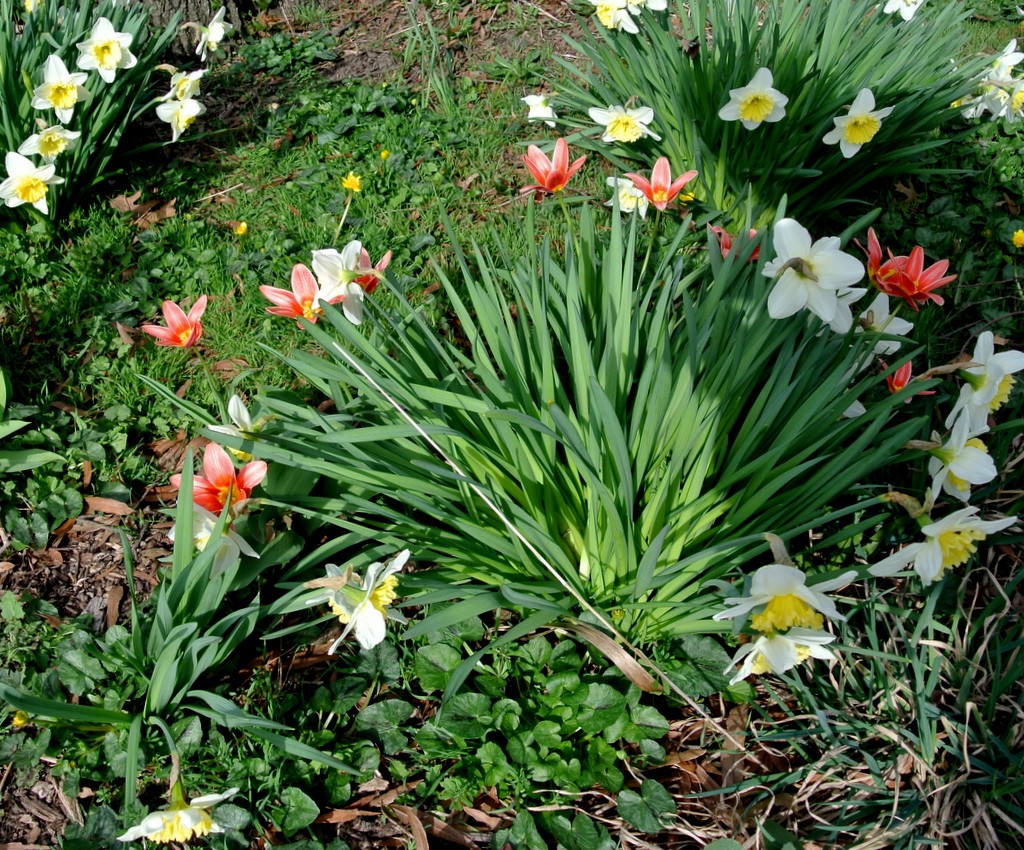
top-left (555, 0), bottom-right (988, 222)
top-left (0, 0), bottom-right (180, 222)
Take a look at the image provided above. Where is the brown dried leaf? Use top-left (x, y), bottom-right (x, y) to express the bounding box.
top-left (461, 805), bottom-right (502, 829)
top-left (314, 807), bottom-right (377, 824)
top-left (114, 322), bottom-right (136, 347)
top-left (110, 191), bottom-right (177, 230)
top-left (211, 358), bottom-right (249, 380)
top-left (84, 497), bottom-right (134, 516)
top-left (426, 815), bottom-right (477, 848)
top-left (105, 585), bottom-right (123, 631)
top-left (109, 190), bottom-right (143, 213)
top-left (392, 805), bottom-right (429, 850)
top-left (894, 179), bottom-right (917, 204)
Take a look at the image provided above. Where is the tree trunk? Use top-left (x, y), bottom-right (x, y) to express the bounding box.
top-left (144, 0), bottom-right (255, 59)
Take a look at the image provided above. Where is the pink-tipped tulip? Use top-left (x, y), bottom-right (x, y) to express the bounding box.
top-left (259, 263), bottom-right (341, 326)
top-left (354, 248), bottom-right (391, 294)
top-left (624, 157), bottom-right (698, 211)
top-left (521, 138), bottom-right (586, 196)
top-left (171, 443), bottom-right (267, 516)
top-left (141, 296), bottom-right (208, 347)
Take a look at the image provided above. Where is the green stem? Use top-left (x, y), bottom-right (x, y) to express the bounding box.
top-left (637, 208), bottom-right (661, 283)
top-left (556, 192), bottom-right (581, 265)
top-left (332, 194), bottom-right (353, 246)
top-left (148, 715), bottom-right (183, 794)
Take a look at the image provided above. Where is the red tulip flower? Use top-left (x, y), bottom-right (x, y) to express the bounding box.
top-left (521, 138), bottom-right (586, 196)
top-left (886, 360), bottom-right (913, 394)
top-left (875, 246), bottom-right (955, 312)
top-left (859, 229), bottom-right (955, 311)
top-left (884, 360), bottom-right (935, 399)
top-left (710, 225), bottom-right (760, 261)
top-left (171, 442), bottom-right (267, 516)
top-left (141, 296), bottom-right (208, 347)
top-left (624, 157), bottom-right (698, 211)
top-left (354, 248), bottom-right (392, 294)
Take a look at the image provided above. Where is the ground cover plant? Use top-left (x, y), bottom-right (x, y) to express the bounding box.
top-left (0, 0), bottom-right (1021, 848)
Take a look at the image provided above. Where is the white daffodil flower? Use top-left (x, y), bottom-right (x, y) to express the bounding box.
top-left (31, 55), bottom-right (92, 124)
top-left (605, 177), bottom-right (650, 218)
top-left (17, 126), bottom-right (81, 162)
top-left (117, 787), bottom-right (238, 843)
top-left (826, 287), bottom-right (868, 334)
top-left (927, 415), bottom-right (996, 502)
top-left (307, 550), bottom-right (410, 652)
top-left (869, 506), bottom-right (1017, 585)
top-left (855, 292), bottom-right (914, 355)
top-left (522, 93), bottom-right (556, 128)
top-left (161, 69), bottom-right (206, 103)
top-left (626, 0), bottom-right (666, 11)
top-left (822, 88), bottom-right (895, 158)
top-left (207, 395), bottom-right (267, 461)
top-left (718, 67), bottom-right (789, 130)
top-left (311, 241), bottom-right (376, 324)
top-left (991, 39), bottom-right (1024, 82)
top-left (762, 218), bottom-right (865, 323)
top-left (589, 0), bottom-right (639, 33)
top-left (0, 152), bottom-right (64, 215)
top-left (168, 505), bottom-right (259, 575)
top-left (945, 331), bottom-right (1024, 432)
top-left (588, 104), bottom-right (660, 143)
top-left (1007, 80), bottom-right (1024, 122)
top-left (713, 564), bottom-right (855, 633)
top-left (76, 17), bottom-right (138, 84)
top-left (155, 97), bottom-right (206, 143)
top-left (882, 0), bottom-right (926, 21)
top-left (196, 7), bottom-right (234, 61)
top-left (842, 400), bottom-right (867, 419)
top-left (725, 628), bottom-right (837, 685)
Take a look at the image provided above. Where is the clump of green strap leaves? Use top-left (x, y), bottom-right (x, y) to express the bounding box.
top-left (0, 460), bottom-right (349, 824)
top-left (240, 203), bottom-right (923, 682)
top-left (555, 0), bottom-right (987, 222)
top-left (0, 0), bottom-right (179, 222)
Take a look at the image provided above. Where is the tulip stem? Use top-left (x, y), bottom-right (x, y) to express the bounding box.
top-left (556, 194), bottom-right (582, 266)
top-left (638, 209), bottom-right (661, 283)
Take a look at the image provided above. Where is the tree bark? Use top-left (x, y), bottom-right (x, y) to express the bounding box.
top-left (144, 0), bottom-right (255, 59)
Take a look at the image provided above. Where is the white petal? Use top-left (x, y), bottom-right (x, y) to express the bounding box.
top-left (749, 564), bottom-right (803, 597)
top-left (849, 88), bottom-right (875, 113)
top-left (767, 275), bottom-right (807, 318)
top-left (352, 601), bottom-right (387, 650)
top-left (772, 218), bottom-right (813, 260)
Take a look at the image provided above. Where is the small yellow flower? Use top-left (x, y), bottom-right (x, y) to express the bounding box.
top-left (234, 221), bottom-right (248, 236)
top-left (342, 171), bottom-right (362, 193)
top-left (12, 711), bottom-right (30, 727)
top-left (1013, 229), bottom-right (1024, 249)
top-left (379, 149), bottom-right (390, 161)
